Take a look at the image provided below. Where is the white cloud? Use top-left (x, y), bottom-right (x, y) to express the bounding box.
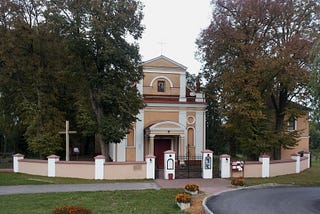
top-left (138, 0), bottom-right (212, 74)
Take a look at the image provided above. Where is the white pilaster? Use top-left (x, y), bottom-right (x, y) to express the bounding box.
top-left (259, 154), bottom-right (270, 178)
top-left (13, 153), bottom-right (24, 173)
top-left (195, 111), bottom-right (204, 155)
top-left (95, 155), bottom-right (105, 180)
top-left (135, 110), bottom-right (144, 161)
top-left (179, 111), bottom-right (187, 155)
top-left (117, 138), bottom-right (126, 162)
top-left (179, 73), bottom-right (186, 102)
top-left (47, 155), bottom-right (59, 177)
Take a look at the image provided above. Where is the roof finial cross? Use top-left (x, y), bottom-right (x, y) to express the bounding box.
top-left (158, 41), bottom-right (167, 55)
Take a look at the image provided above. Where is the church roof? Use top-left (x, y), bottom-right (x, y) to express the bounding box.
top-left (141, 55), bottom-right (187, 70)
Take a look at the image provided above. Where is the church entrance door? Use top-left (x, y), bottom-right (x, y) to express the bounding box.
top-left (154, 138), bottom-right (171, 168)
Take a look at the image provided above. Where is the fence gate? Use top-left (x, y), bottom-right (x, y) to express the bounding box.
top-left (175, 154), bottom-right (202, 179)
top-left (213, 155), bottom-right (221, 178)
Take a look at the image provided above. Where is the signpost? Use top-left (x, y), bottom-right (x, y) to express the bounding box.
top-left (59, 121), bottom-right (77, 161)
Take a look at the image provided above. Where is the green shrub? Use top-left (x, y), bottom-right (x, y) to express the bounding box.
top-left (231, 177), bottom-right (245, 186)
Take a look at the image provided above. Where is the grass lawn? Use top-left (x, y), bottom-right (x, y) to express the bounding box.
top-left (0, 172), bottom-right (149, 186)
top-left (0, 189), bottom-right (185, 214)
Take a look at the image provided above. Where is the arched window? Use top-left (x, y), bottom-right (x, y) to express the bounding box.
top-left (157, 80), bottom-right (165, 92)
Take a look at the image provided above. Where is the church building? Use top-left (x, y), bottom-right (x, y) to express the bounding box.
top-left (108, 55), bottom-right (207, 167)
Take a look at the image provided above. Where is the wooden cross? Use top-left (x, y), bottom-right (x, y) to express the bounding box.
top-left (59, 121), bottom-right (77, 161)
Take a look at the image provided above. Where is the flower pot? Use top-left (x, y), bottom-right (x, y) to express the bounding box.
top-left (177, 202), bottom-right (190, 210)
top-left (185, 189), bottom-right (199, 195)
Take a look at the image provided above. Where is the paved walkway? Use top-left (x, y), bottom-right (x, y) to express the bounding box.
top-left (0, 178), bottom-right (233, 195)
top-left (155, 178), bottom-right (234, 195)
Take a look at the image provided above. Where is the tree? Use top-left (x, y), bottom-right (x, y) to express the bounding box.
top-left (197, 0), bottom-right (320, 159)
top-left (0, 0), bottom-right (144, 159)
top-left (46, 0), bottom-right (145, 158)
top-left (0, 0), bottom-right (66, 157)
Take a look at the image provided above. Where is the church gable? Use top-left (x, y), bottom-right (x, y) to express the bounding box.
top-left (142, 55), bottom-right (187, 71)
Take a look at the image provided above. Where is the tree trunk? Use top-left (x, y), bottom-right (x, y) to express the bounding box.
top-left (95, 133), bottom-right (111, 161)
top-left (271, 88), bottom-right (288, 160)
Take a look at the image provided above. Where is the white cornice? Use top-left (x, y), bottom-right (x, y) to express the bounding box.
top-left (144, 69), bottom-right (185, 75)
top-left (145, 102), bottom-right (207, 108)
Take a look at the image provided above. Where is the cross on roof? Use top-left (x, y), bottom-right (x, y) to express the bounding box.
top-left (158, 41), bottom-right (167, 55)
top-left (59, 121), bottom-right (77, 161)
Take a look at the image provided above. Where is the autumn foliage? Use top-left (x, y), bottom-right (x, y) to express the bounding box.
top-left (52, 205), bottom-right (91, 214)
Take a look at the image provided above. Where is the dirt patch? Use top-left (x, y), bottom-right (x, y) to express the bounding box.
top-left (186, 193), bottom-right (206, 214)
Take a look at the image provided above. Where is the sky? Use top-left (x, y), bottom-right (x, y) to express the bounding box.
top-left (138, 0), bottom-right (212, 74)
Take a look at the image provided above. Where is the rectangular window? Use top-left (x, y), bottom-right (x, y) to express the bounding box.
top-left (288, 117), bottom-right (296, 131)
top-left (157, 81), bottom-right (165, 92)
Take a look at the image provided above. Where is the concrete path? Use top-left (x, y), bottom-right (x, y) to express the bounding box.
top-left (155, 178), bottom-right (234, 195)
top-left (0, 178), bottom-right (233, 195)
top-left (0, 182), bottom-right (160, 195)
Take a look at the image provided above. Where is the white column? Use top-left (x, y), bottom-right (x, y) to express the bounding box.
top-left (220, 154), bottom-right (231, 178)
top-left (164, 150), bottom-right (175, 180)
top-left (117, 138), bottom-right (126, 162)
top-left (137, 79), bottom-right (143, 95)
top-left (259, 154), bottom-right (270, 178)
top-left (149, 134), bottom-right (155, 155)
top-left (95, 155), bottom-right (105, 180)
top-left (291, 154), bottom-right (301, 173)
top-left (202, 150), bottom-right (213, 179)
top-left (179, 73), bottom-right (186, 102)
top-left (179, 135), bottom-right (185, 158)
top-left (47, 155), bottom-right (60, 177)
top-left (145, 155), bottom-right (156, 179)
top-left (13, 153), bottom-right (24, 173)
top-left (135, 110), bottom-right (144, 161)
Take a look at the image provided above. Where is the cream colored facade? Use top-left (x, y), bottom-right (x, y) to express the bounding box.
top-left (109, 56), bottom-right (207, 165)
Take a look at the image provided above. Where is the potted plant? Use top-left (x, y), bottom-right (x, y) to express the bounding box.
top-left (175, 193), bottom-right (191, 210)
top-left (184, 183), bottom-right (199, 195)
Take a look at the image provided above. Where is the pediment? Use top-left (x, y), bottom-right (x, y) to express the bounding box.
top-left (142, 55), bottom-right (187, 71)
top-left (149, 121), bottom-right (185, 131)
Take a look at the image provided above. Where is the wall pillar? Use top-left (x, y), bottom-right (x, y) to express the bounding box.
top-left (220, 154), bottom-right (231, 178)
top-left (164, 150), bottom-right (175, 180)
top-left (47, 155), bottom-right (60, 177)
top-left (13, 153), bottom-right (24, 173)
top-left (202, 150), bottom-right (213, 179)
top-left (145, 154), bottom-right (156, 179)
top-left (304, 152), bottom-right (311, 168)
top-left (291, 154), bottom-right (301, 173)
top-left (259, 154), bottom-right (270, 178)
top-left (95, 155), bottom-right (105, 180)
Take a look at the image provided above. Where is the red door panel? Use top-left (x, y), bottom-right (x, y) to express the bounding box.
top-left (154, 139), bottom-right (171, 168)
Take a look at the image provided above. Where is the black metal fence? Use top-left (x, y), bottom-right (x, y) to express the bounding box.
top-left (175, 155), bottom-right (202, 178)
